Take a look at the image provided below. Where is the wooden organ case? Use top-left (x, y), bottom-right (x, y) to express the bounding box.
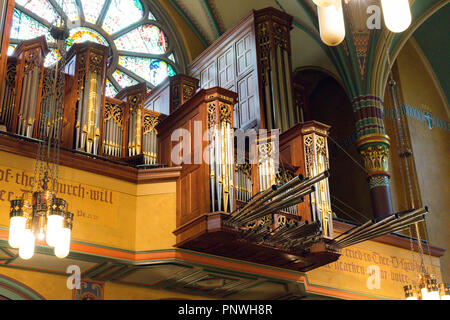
top-left (0, 7), bottom-right (341, 272)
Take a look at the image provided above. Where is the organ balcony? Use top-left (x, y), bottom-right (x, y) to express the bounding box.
top-left (0, 7), bottom-right (430, 278)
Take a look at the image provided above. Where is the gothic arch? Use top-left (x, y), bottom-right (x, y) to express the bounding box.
top-left (0, 274), bottom-right (45, 300)
top-left (370, 1), bottom-right (449, 100)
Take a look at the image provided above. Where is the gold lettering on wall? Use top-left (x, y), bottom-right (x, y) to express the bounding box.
top-left (0, 165), bottom-right (118, 227)
top-left (307, 240), bottom-right (442, 299)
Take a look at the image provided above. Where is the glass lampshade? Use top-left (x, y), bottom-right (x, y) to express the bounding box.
top-left (46, 198), bottom-right (67, 247)
top-left (380, 0), bottom-right (412, 33)
top-left (46, 215), bottom-right (63, 247)
top-left (8, 216), bottom-right (27, 249)
top-left (19, 229), bottom-right (35, 260)
top-left (404, 285), bottom-right (417, 300)
top-left (318, 0), bottom-right (346, 46)
top-left (8, 199), bottom-right (26, 249)
top-left (54, 212), bottom-right (73, 259)
top-left (439, 283), bottom-right (450, 300)
top-left (54, 227), bottom-right (71, 259)
top-left (313, 0), bottom-right (335, 7)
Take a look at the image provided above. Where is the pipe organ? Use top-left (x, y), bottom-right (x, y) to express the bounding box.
top-left (0, 58), bottom-right (16, 130)
top-left (115, 83), bottom-right (166, 165)
top-left (69, 43), bottom-right (108, 155)
top-left (189, 8), bottom-right (297, 133)
top-left (142, 110), bottom-right (161, 165)
top-left (102, 98), bottom-right (125, 158)
top-left (254, 9), bottom-right (296, 132)
top-left (0, 6), bottom-right (426, 273)
top-left (208, 101), bottom-right (235, 213)
top-left (235, 162), bottom-right (252, 203)
top-left (302, 123), bottom-right (333, 238)
top-left (10, 37), bottom-right (48, 138)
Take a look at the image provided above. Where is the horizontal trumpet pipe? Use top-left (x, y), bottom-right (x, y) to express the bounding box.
top-left (228, 185), bottom-right (278, 222)
top-left (237, 187), bottom-right (314, 226)
top-left (333, 212), bottom-right (400, 246)
top-left (332, 220), bottom-right (373, 242)
top-left (335, 213), bottom-right (427, 248)
top-left (334, 208), bottom-right (427, 247)
top-left (233, 172), bottom-right (307, 218)
top-left (336, 215), bottom-right (427, 249)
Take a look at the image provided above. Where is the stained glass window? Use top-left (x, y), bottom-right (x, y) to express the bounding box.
top-left (112, 70), bottom-right (139, 88)
top-left (80, 0), bottom-right (105, 24)
top-left (103, 0), bottom-right (144, 35)
top-left (56, 0), bottom-right (79, 23)
top-left (118, 56), bottom-right (175, 86)
top-left (44, 49), bottom-right (61, 67)
top-left (67, 27), bottom-right (108, 47)
top-left (15, 0), bottom-right (60, 24)
top-left (105, 79), bottom-right (119, 98)
top-left (9, 0), bottom-right (179, 94)
top-left (115, 24), bottom-right (168, 54)
top-left (10, 9), bottom-right (51, 42)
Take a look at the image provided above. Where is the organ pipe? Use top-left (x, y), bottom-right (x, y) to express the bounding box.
top-left (71, 43), bottom-right (108, 155)
top-left (208, 101), bottom-right (235, 213)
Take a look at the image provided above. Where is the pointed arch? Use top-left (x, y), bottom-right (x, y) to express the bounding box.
top-left (0, 274), bottom-right (45, 300)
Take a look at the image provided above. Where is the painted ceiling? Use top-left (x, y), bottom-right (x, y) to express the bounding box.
top-left (413, 3), bottom-right (450, 104)
top-left (162, 0), bottom-right (448, 102)
top-left (165, 0), bottom-right (339, 77)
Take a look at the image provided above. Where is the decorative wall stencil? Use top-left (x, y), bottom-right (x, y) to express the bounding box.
top-left (73, 280), bottom-right (104, 300)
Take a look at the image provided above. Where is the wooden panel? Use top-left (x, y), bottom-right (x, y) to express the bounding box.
top-left (200, 62), bottom-right (216, 89)
top-left (236, 32), bottom-right (254, 76)
top-left (174, 213), bottom-right (341, 273)
top-left (218, 46), bottom-right (234, 88)
top-left (237, 70), bottom-right (257, 129)
top-left (188, 13), bottom-right (260, 130)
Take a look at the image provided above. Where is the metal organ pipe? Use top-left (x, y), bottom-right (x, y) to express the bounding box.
top-left (0, 64), bottom-right (16, 130)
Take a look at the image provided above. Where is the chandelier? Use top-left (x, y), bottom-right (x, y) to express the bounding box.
top-left (7, 16), bottom-right (73, 260)
top-left (312, 0), bottom-right (412, 46)
top-left (402, 223), bottom-right (449, 300)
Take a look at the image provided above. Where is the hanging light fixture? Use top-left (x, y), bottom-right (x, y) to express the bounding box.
top-left (318, 0), bottom-right (346, 46)
top-left (380, 0), bottom-right (412, 33)
top-left (313, 0), bottom-right (336, 7)
top-left (7, 13), bottom-right (73, 260)
top-left (387, 76), bottom-right (446, 301)
top-left (312, 0), bottom-right (412, 46)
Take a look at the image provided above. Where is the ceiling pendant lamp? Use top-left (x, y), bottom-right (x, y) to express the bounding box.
top-left (380, 0), bottom-right (412, 33)
top-left (318, 0), bottom-right (346, 46)
top-left (6, 12), bottom-right (74, 261)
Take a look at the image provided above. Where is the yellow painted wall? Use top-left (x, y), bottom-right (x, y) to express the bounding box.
top-left (0, 266), bottom-right (211, 300)
top-left (0, 151), bottom-right (178, 252)
top-left (384, 40), bottom-right (450, 282)
top-left (308, 234), bottom-right (442, 300)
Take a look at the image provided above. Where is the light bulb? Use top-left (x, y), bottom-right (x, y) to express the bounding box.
top-left (428, 291), bottom-right (440, 300)
top-left (318, 0), bottom-right (346, 46)
top-left (8, 216), bottom-right (27, 249)
top-left (54, 227), bottom-right (71, 259)
top-left (313, 0), bottom-right (335, 7)
top-left (19, 229), bottom-right (35, 260)
top-left (421, 287), bottom-right (428, 299)
top-left (381, 0), bottom-right (412, 33)
top-left (46, 215), bottom-right (63, 247)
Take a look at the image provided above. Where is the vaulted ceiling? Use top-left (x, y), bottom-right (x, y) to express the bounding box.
top-left (161, 0), bottom-right (448, 102)
top-left (165, 0), bottom-right (339, 77)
